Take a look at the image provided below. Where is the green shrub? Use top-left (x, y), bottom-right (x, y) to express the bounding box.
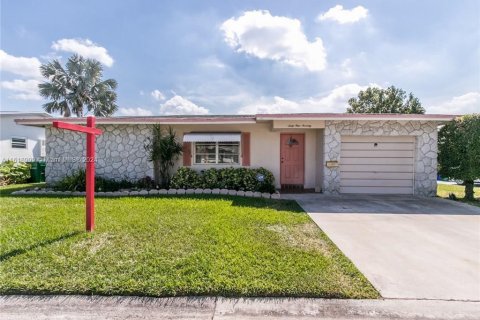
top-left (54, 167), bottom-right (276, 193)
top-left (170, 166), bottom-right (276, 192)
top-left (201, 168), bottom-right (221, 189)
top-left (135, 176), bottom-right (155, 190)
top-left (253, 167), bottom-right (276, 193)
top-left (54, 169), bottom-right (87, 191)
top-left (96, 176), bottom-right (136, 192)
top-left (0, 161), bottom-right (31, 185)
top-left (54, 169), bottom-right (154, 191)
top-left (219, 167), bottom-right (244, 190)
top-left (170, 167), bottom-right (203, 189)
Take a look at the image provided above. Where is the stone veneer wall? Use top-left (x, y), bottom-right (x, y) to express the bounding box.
top-left (323, 120), bottom-right (439, 196)
top-left (45, 124), bottom-right (153, 184)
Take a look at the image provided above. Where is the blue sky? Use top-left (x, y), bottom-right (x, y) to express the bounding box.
top-left (1, 0), bottom-right (479, 115)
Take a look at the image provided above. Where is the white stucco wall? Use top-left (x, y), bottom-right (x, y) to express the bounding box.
top-left (174, 123), bottom-right (318, 189)
top-left (45, 123), bottom-right (319, 189)
top-left (0, 114), bottom-right (46, 162)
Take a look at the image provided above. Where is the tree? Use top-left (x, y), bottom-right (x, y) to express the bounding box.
top-left (38, 54), bottom-right (118, 117)
top-left (438, 114), bottom-right (480, 201)
top-left (144, 125), bottom-right (183, 188)
top-left (347, 86), bottom-right (425, 114)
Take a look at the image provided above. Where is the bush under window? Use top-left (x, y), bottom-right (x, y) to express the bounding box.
top-left (170, 167), bottom-right (275, 193)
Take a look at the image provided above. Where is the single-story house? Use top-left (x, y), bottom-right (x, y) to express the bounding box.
top-left (0, 111), bottom-right (51, 162)
top-left (16, 113), bottom-right (455, 196)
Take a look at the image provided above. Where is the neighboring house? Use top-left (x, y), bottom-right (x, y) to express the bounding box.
top-left (16, 113), bottom-right (454, 196)
top-left (0, 111), bottom-right (51, 162)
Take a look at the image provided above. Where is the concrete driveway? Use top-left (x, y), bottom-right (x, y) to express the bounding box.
top-left (286, 194), bottom-right (480, 301)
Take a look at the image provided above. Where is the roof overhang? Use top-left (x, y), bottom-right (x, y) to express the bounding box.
top-left (1, 111), bottom-right (52, 118)
top-left (256, 113), bottom-right (457, 121)
top-left (15, 113), bottom-right (457, 127)
top-left (15, 115), bottom-right (257, 127)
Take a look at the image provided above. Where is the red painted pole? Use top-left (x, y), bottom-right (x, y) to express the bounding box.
top-left (86, 116), bottom-right (95, 232)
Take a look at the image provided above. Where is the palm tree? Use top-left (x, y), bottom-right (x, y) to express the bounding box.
top-left (144, 125), bottom-right (183, 188)
top-left (38, 54), bottom-right (118, 117)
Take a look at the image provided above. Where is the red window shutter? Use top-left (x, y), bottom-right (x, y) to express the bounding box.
top-left (241, 132), bottom-right (251, 166)
top-left (183, 142), bottom-right (191, 166)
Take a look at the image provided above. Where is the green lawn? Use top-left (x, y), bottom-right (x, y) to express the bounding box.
top-left (0, 184), bottom-right (377, 298)
top-left (437, 183), bottom-right (480, 207)
top-left (0, 182), bottom-right (45, 195)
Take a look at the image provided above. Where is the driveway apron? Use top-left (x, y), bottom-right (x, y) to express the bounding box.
top-left (285, 194), bottom-right (480, 301)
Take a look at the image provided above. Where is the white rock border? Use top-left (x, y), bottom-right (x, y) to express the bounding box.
top-left (11, 188), bottom-right (281, 199)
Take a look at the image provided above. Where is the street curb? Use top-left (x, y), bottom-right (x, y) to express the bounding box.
top-left (1, 295), bottom-right (479, 320)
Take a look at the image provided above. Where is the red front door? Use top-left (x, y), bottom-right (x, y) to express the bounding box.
top-left (280, 133), bottom-right (305, 186)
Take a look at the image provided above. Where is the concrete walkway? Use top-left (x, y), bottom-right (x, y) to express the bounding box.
top-left (1, 295), bottom-right (480, 320)
top-left (285, 194), bottom-right (480, 301)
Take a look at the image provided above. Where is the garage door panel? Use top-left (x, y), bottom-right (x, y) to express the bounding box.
top-left (341, 179), bottom-right (413, 187)
top-left (341, 150), bottom-right (414, 158)
top-left (341, 164), bottom-right (413, 172)
top-left (341, 171), bottom-right (414, 180)
top-left (341, 142), bottom-right (414, 151)
top-left (342, 136), bottom-right (415, 143)
top-left (340, 186), bottom-right (413, 194)
top-left (341, 157), bottom-right (414, 165)
top-left (340, 135), bottom-right (414, 195)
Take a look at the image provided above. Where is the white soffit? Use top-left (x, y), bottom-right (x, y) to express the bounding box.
top-left (183, 133), bottom-right (241, 142)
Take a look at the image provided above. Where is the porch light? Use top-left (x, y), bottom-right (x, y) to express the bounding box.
top-left (286, 136), bottom-right (299, 146)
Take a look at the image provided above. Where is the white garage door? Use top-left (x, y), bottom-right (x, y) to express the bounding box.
top-left (340, 136), bottom-right (415, 194)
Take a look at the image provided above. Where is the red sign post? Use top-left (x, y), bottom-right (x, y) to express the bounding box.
top-left (53, 116), bottom-right (103, 232)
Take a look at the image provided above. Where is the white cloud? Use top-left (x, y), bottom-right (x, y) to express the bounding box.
top-left (118, 107), bottom-right (153, 116)
top-left (428, 92), bottom-right (480, 115)
top-left (317, 5), bottom-right (368, 24)
top-left (151, 89), bottom-right (165, 101)
top-left (238, 96), bottom-right (300, 114)
top-left (199, 56), bottom-right (227, 69)
top-left (238, 83), bottom-right (370, 114)
top-left (51, 38), bottom-right (114, 67)
top-left (341, 58), bottom-right (354, 78)
top-left (0, 79), bottom-right (42, 100)
top-left (221, 10), bottom-right (327, 72)
top-left (160, 95), bottom-right (209, 115)
top-left (0, 50), bottom-right (42, 78)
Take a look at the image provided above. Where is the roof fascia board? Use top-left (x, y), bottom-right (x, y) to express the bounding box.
top-left (256, 115), bottom-right (456, 121)
top-left (15, 118), bottom-right (257, 126)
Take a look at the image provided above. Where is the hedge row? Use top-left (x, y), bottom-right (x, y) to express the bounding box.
top-left (170, 167), bottom-right (275, 193)
top-left (54, 169), bottom-right (155, 192)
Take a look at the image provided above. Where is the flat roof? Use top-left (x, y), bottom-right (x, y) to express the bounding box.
top-left (16, 115), bottom-right (257, 126)
top-left (1, 111), bottom-right (52, 117)
top-left (15, 113), bottom-right (456, 127)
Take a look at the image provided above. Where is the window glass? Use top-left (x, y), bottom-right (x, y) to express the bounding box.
top-left (194, 141), bottom-right (240, 165)
top-left (195, 142), bottom-right (216, 154)
top-left (195, 142), bottom-right (216, 164)
top-left (218, 142), bottom-right (239, 164)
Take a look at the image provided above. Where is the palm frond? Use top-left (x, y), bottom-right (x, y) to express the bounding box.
top-left (39, 54), bottom-right (118, 117)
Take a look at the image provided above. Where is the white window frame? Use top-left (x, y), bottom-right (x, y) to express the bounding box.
top-left (193, 141), bottom-right (240, 165)
top-left (11, 137), bottom-right (27, 149)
